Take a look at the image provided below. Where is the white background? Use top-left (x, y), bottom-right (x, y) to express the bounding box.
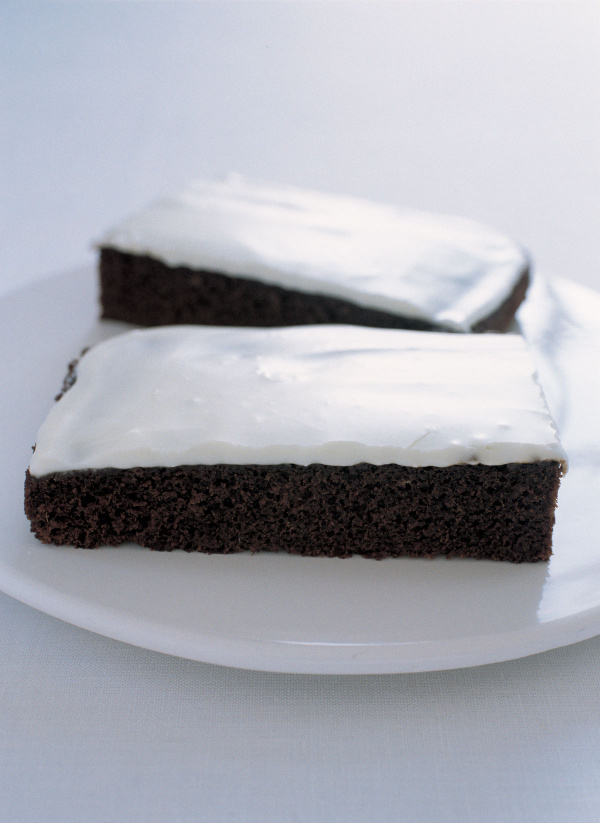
top-left (3, 1), bottom-right (599, 295)
top-left (2, 3), bottom-right (600, 821)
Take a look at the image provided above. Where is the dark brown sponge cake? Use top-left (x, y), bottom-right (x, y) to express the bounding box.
top-left (25, 462), bottom-right (561, 561)
top-left (99, 248), bottom-right (529, 333)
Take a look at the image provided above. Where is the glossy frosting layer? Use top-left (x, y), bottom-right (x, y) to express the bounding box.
top-left (29, 326), bottom-right (567, 477)
top-left (99, 174), bottom-right (528, 332)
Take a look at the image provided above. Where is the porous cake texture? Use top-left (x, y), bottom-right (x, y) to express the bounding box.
top-left (25, 463), bottom-right (561, 561)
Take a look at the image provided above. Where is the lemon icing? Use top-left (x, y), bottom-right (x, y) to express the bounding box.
top-left (29, 325), bottom-right (567, 477)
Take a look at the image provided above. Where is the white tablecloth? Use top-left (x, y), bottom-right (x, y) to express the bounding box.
top-left (2, 3), bottom-right (600, 821)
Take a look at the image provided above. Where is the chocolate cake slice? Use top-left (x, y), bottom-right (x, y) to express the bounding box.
top-left (25, 325), bottom-right (566, 561)
top-left (98, 175), bottom-right (530, 333)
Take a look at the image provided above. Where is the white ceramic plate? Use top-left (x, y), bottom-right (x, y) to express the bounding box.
top-left (1, 268), bottom-right (599, 674)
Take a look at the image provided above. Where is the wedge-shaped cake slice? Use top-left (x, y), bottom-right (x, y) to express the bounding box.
top-left (99, 175), bottom-right (529, 333)
top-left (25, 325), bottom-right (566, 561)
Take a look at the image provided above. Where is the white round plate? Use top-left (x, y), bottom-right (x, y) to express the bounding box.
top-left (1, 269), bottom-right (599, 674)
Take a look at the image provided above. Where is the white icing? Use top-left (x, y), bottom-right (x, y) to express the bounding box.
top-left (98, 174), bottom-right (528, 332)
top-left (29, 325), bottom-right (567, 477)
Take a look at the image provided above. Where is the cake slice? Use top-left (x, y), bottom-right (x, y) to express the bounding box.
top-left (98, 175), bottom-right (529, 333)
top-left (25, 325), bottom-right (566, 561)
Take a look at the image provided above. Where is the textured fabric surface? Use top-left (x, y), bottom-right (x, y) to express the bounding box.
top-left (2, 592), bottom-right (600, 823)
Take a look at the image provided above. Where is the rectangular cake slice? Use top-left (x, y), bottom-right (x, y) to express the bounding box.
top-left (25, 325), bottom-right (566, 561)
top-left (98, 175), bottom-right (529, 333)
